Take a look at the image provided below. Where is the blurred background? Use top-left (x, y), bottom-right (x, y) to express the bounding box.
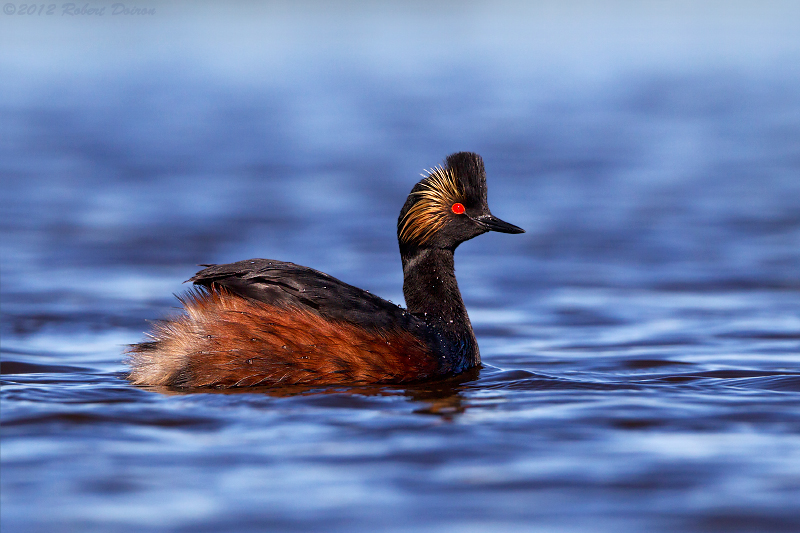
top-left (2, 2), bottom-right (799, 532)
top-left (3, 1), bottom-right (798, 293)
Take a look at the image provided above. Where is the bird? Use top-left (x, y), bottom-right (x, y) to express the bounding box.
top-left (126, 152), bottom-right (524, 388)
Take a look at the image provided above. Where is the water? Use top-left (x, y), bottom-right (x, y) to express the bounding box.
top-left (2, 3), bottom-right (800, 532)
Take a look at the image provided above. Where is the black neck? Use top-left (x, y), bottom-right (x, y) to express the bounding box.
top-left (401, 247), bottom-right (479, 368)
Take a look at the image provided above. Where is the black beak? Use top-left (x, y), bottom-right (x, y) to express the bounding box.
top-left (475, 214), bottom-right (525, 234)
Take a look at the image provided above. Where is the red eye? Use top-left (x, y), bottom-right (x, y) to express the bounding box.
top-left (451, 203), bottom-right (465, 215)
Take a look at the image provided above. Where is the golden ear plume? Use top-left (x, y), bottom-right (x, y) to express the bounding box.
top-left (399, 165), bottom-right (463, 245)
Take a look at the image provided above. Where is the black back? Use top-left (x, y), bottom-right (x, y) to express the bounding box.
top-left (189, 259), bottom-right (426, 333)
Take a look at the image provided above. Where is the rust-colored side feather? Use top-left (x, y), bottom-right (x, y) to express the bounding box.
top-left (126, 288), bottom-right (438, 388)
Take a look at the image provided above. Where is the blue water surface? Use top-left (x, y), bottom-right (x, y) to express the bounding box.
top-left (2, 3), bottom-right (800, 532)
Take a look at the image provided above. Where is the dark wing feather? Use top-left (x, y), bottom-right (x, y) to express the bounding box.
top-left (189, 259), bottom-right (424, 332)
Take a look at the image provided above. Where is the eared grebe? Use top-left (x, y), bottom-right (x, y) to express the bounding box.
top-left (127, 152), bottom-right (524, 388)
